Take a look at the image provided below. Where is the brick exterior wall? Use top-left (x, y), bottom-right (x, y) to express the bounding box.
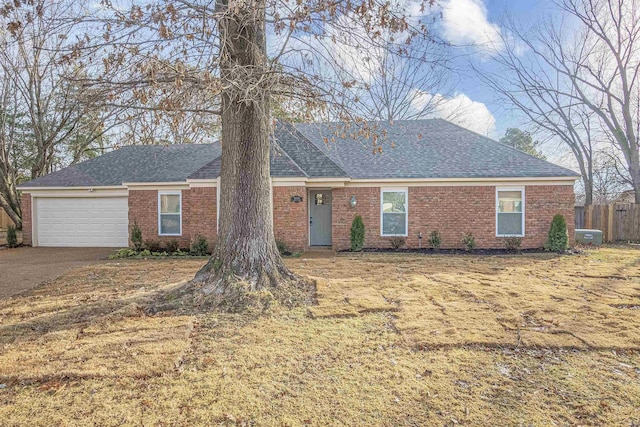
top-left (332, 187), bottom-right (381, 250)
top-left (331, 185), bottom-right (575, 251)
top-left (22, 183), bottom-right (574, 251)
top-left (272, 186), bottom-right (308, 251)
top-left (128, 187), bottom-right (217, 250)
top-left (21, 193), bottom-right (32, 246)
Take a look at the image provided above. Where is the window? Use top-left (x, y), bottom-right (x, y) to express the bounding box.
top-left (496, 188), bottom-right (524, 236)
top-left (158, 192), bottom-right (182, 236)
top-left (315, 193), bottom-right (324, 205)
top-left (381, 188), bottom-right (408, 236)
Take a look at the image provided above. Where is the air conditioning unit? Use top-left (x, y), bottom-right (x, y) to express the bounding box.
top-left (575, 229), bottom-right (603, 245)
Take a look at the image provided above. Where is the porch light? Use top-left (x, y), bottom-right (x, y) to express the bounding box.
top-left (349, 195), bottom-right (357, 208)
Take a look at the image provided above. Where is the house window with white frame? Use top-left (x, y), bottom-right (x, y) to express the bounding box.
top-left (159, 192), bottom-right (182, 236)
top-left (381, 188), bottom-right (408, 236)
top-left (496, 188), bottom-right (524, 236)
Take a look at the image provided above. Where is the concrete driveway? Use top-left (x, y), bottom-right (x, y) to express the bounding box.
top-left (0, 247), bottom-right (117, 299)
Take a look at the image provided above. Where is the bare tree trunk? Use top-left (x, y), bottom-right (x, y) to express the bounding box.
top-left (0, 193), bottom-right (21, 229)
top-left (630, 156), bottom-right (640, 204)
top-left (192, 0), bottom-right (302, 311)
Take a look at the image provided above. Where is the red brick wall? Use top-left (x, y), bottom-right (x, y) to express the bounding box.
top-left (22, 184), bottom-right (574, 251)
top-left (272, 186), bottom-right (308, 251)
top-left (21, 193), bottom-right (32, 246)
top-left (128, 187), bottom-right (217, 250)
top-left (332, 187), bottom-right (381, 250)
top-left (331, 185), bottom-right (575, 250)
top-left (525, 185), bottom-right (575, 248)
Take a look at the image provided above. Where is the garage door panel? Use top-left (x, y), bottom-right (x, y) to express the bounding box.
top-left (36, 197), bottom-right (129, 247)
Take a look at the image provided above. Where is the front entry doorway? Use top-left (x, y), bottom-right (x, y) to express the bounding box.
top-left (309, 190), bottom-right (332, 246)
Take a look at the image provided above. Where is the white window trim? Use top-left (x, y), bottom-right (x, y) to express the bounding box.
top-left (496, 187), bottom-right (525, 237)
top-left (158, 191), bottom-right (182, 236)
top-left (380, 187), bottom-right (409, 237)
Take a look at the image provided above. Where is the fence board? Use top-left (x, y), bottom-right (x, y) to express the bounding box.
top-left (0, 210), bottom-right (14, 229)
top-left (575, 206), bottom-right (585, 229)
top-left (581, 203), bottom-right (640, 242)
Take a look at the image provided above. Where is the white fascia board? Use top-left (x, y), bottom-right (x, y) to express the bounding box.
top-left (345, 176), bottom-right (580, 187)
top-left (124, 182), bottom-right (190, 190)
top-left (25, 188), bottom-right (129, 198)
top-left (186, 178), bottom-right (218, 188)
top-left (270, 177), bottom-right (350, 187)
top-left (19, 185), bottom-right (126, 192)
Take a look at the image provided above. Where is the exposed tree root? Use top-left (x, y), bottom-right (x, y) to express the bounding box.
top-left (144, 262), bottom-right (316, 315)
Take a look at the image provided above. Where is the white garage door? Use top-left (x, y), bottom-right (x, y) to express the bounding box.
top-left (36, 197), bottom-right (129, 247)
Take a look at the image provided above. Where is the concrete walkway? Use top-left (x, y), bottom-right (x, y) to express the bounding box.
top-left (0, 247), bottom-right (117, 299)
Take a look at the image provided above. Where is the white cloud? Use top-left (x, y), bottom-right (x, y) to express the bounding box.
top-left (411, 90), bottom-right (497, 136)
top-left (439, 0), bottom-right (504, 56)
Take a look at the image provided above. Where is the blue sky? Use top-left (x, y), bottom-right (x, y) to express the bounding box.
top-left (426, 0), bottom-right (558, 139)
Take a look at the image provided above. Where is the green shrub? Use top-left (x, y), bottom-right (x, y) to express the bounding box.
top-left (144, 239), bottom-right (161, 252)
top-left (109, 248), bottom-right (133, 259)
top-left (190, 235), bottom-right (209, 256)
top-left (6, 225), bottom-right (18, 248)
top-left (462, 232), bottom-right (476, 252)
top-left (503, 236), bottom-right (522, 253)
top-left (428, 230), bottom-right (441, 249)
top-left (131, 221), bottom-right (143, 251)
top-left (139, 249), bottom-right (152, 257)
top-left (276, 239), bottom-right (290, 256)
top-left (350, 215), bottom-right (365, 252)
top-left (388, 236), bottom-right (406, 249)
top-left (545, 214), bottom-right (568, 252)
top-left (166, 239), bottom-right (179, 253)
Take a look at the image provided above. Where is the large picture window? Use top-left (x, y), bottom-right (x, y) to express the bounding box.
top-left (158, 192), bottom-right (182, 236)
top-left (496, 188), bottom-right (524, 236)
top-left (381, 188), bottom-right (408, 236)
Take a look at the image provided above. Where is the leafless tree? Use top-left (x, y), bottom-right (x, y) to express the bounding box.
top-left (473, 19), bottom-right (597, 203)
top-left (74, 0), bottom-right (437, 309)
top-left (475, 0), bottom-right (640, 204)
top-left (0, 1), bottom-right (127, 226)
top-left (0, 71), bottom-right (25, 227)
top-left (576, 150), bottom-right (631, 204)
top-left (336, 32), bottom-right (453, 121)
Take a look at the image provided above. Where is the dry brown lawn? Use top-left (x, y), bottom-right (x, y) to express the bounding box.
top-left (0, 247), bottom-right (639, 426)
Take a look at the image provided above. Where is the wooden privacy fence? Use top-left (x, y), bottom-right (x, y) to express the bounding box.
top-left (575, 204), bottom-right (640, 242)
top-left (0, 210), bottom-right (14, 229)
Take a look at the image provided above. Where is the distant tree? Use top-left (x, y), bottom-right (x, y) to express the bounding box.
top-left (499, 128), bottom-right (546, 160)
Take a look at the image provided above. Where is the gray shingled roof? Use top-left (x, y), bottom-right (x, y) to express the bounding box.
top-left (274, 123), bottom-right (348, 178)
top-left (293, 119), bottom-right (578, 179)
top-left (20, 144), bottom-right (221, 187)
top-left (188, 144), bottom-right (307, 179)
top-left (19, 119), bottom-right (578, 188)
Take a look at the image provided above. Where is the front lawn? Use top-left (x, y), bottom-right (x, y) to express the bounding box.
top-left (0, 247), bottom-right (639, 425)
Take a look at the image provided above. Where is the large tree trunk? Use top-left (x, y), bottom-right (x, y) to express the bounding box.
top-left (192, 0), bottom-right (301, 311)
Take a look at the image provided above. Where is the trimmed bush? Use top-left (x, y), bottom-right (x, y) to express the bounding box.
top-left (131, 221), bottom-right (143, 251)
top-left (166, 239), bottom-right (179, 253)
top-left (276, 239), bottom-right (291, 256)
top-left (388, 236), bottom-right (406, 249)
top-left (503, 236), bottom-right (522, 253)
top-left (6, 225), bottom-right (18, 248)
top-left (190, 235), bottom-right (209, 256)
top-left (545, 214), bottom-right (568, 252)
top-left (350, 215), bottom-right (365, 252)
top-left (144, 239), bottom-right (161, 252)
top-left (462, 232), bottom-right (476, 252)
top-left (428, 230), bottom-right (441, 249)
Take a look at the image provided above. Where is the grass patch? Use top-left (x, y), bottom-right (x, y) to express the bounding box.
top-left (0, 248), bottom-right (639, 425)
